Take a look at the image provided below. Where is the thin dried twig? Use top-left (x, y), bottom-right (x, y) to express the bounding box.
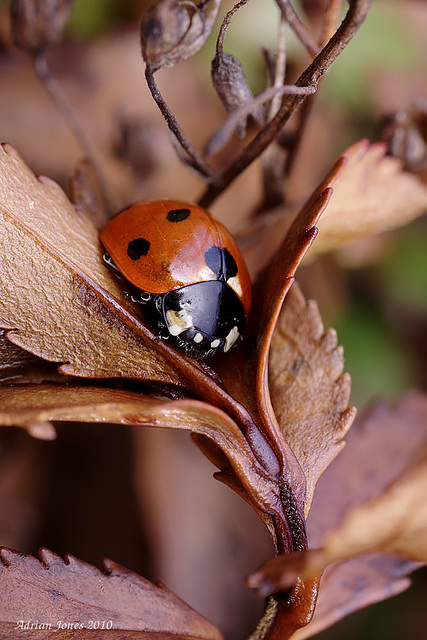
top-left (215, 0), bottom-right (251, 56)
top-left (34, 55), bottom-right (116, 213)
top-left (145, 68), bottom-right (215, 179)
top-left (320, 0), bottom-right (343, 46)
top-left (198, 0), bottom-right (372, 208)
top-left (261, 15), bottom-right (289, 211)
top-left (267, 17), bottom-right (288, 122)
top-left (205, 84), bottom-right (315, 156)
top-left (284, 0), bottom-right (344, 182)
top-left (276, 0), bottom-right (320, 58)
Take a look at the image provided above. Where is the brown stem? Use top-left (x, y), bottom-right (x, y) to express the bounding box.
top-left (283, 95), bottom-right (315, 179)
top-left (283, 0), bottom-right (343, 185)
top-left (198, 0), bottom-right (371, 209)
top-left (205, 84), bottom-right (315, 156)
top-left (34, 54), bottom-right (116, 213)
top-left (320, 0), bottom-right (343, 46)
top-left (215, 0), bottom-right (251, 57)
top-left (249, 482), bottom-right (316, 640)
top-left (260, 16), bottom-right (288, 211)
top-left (276, 0), bottom-right (320, 58)
top-left (145, 67), bottom-right (215, 179)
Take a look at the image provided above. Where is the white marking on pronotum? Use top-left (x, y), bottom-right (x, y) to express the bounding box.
top-left (193, 332), bottom-right (203, 343)
top-left (224, 326), bottom-right (239, 352)
top-left (198, 265), bottom-right (217, 280)
top-left (227, 276), bottom-right (243, 298)
top-left (165, 309), bottom-right (194, 336)
top-left (210, 338), bottom-right (221, 348)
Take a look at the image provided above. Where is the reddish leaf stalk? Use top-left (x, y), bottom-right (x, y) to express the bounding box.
top-left (198, 0), bottom-right (371, 208)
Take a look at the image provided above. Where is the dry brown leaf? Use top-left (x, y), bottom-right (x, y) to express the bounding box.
top-left (313, 139), bottom-right (427, 259)
top-left (0, 143), bottom-right (204, 386)
top-left (314, 454), bottom-right (427, 564)
top-left (269, 284), bottom-right (355, 517)
top-left (248, 393), bottom-right (427, 599)
top-left (291, 555), bottom-right (418, 640)
top-left (241, 139), bottom-right (427, 277)
top-left (215, 158), bottom-right (347, 514)
top-left (0, 142), bottom-right (288, 452)
top-left (250, 453), bottom-right (427, 592)
top-left (0, 548), bottom-right (222, 640)
top-left (0, 384), bottom-right (277, 519)
top-left (0, 329), bottom-right (61, 385)
top-left (308, 392), bottom-right (427, 546)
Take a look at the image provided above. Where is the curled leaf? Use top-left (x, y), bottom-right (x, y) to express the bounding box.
top-left (141, 0), bottom-right (221, 71)
top-left (313, 140), bottom-right (427, 259)
top-left (0, 383), bottom-right (278, 520)
top-left (0, 547), bottom-right (223, 639)
top-left (10, 0), bottom-right (72, 55)
top-left (0, 329), bottom-right (61, 385)
top-left (241, 139), bottom-right (427, 276)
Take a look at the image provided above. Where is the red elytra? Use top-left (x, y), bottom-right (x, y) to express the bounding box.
top-left (100, 199), bottom-right (252, 317)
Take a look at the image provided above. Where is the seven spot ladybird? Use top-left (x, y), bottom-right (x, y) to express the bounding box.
top-left (100, 199), bottom-right (252, 359)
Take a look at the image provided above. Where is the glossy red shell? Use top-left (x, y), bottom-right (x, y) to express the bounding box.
top-left (100, 199), bottom-right (252, 316)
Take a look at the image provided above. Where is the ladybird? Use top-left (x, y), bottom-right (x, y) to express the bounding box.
top-left (100, 199), bottom-right (252, 359)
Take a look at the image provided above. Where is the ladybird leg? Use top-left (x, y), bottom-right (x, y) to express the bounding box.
top-left (155, 320), bottom-right (170, 341)
top-left (130, 291), bottom-right (152, 305)
top-left (122, 289), bottom-right (152, 305)
top-left (102, 252), bottom-right (121, 272)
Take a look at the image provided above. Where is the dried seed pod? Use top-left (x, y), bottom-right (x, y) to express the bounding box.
top-left (141, 0), bottom-right (219, 71)
top-left (382, 110), bottom-right (426, 171)
top-left (10, 0), bottom-right (73, 55)
top-left (211, 51), bottom-right (261, 138)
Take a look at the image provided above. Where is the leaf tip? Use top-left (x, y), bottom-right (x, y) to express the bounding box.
top-left (38, 547), bottom-right (61, 569)
top-left (27, 421), bottom-right (57, 441)
top-left (0, 547), bottom-right (15, 568)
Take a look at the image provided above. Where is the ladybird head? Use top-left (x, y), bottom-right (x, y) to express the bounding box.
top-left (159, 280), bottom-right (246, 359)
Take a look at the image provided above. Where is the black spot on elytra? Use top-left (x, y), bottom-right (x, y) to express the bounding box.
top-left (166, 208), bottom-right (191, 222)
top-left (205, 246), bottom-right (238, 281)
top-left (127, 238), bottom-right (151, 260)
